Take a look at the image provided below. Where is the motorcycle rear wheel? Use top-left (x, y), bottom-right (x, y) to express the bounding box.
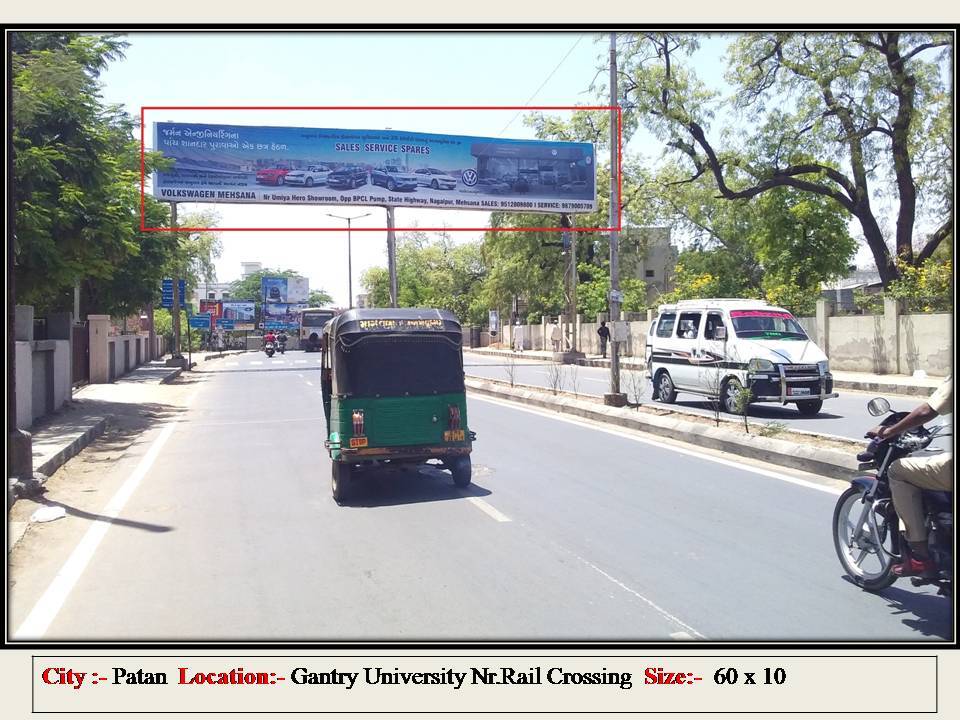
top-left (833, 487), bottom-right (896, 591)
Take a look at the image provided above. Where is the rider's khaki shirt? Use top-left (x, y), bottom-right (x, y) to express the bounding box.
top-left (928, 376), bottom-right (953, 415)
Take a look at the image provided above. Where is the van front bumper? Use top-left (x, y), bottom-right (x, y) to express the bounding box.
top-left (748, 367), bottom-right (837, 404)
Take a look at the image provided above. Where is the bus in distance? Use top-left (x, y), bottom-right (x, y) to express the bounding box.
top-left (299, 307), bottom-right (337, 351)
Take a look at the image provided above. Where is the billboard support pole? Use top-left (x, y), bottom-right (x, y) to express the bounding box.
top-left (605, 32), bottom-right (626, 406)
top-left (386, 206), bottom-right (398, 308)
top-left (170, 202), bottom-right (183, 363)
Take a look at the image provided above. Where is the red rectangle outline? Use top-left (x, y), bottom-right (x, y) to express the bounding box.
top-left (140, 106), bottom-right (622, 233)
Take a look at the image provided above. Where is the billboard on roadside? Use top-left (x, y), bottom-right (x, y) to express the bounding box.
top-left (199, 300), bottom-right (223, 321)
top-left (153, 122), bottom-right (597, 213)
top-left (260, 276), bottom-right (308, 304)
top-left (221, 301), bottom-right (256, 321)
top-left (263, 302), bottom-right (308, 330)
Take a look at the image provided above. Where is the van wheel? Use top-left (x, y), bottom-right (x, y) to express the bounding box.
top-left (450, 456), bottom-right (472, 488)
top-left (656, 371), bottom-right (677, 403)
top-left (797, 400), bottom-right (824, 416)
top-left (722, 377), bottom-right (748, 414)
top-left (331, 461), bottom-right (352, 504)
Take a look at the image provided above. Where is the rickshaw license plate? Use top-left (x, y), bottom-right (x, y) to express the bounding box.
top-left (788, 387), bottom-right (811, 396)
top-left (444, 429), bottom-right (465, 442)
top-left (349, 437), bottom-right (368, 448)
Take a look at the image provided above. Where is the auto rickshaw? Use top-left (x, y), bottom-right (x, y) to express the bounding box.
top-left (321, 308), bottom-right (476, 503)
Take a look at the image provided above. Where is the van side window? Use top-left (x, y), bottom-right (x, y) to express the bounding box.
top-left (703, 312), bottom-right (725, 340)
top-left (656, 313), bottom-right (676, 338)
top-left (677, 312), bottom-right (702, 339)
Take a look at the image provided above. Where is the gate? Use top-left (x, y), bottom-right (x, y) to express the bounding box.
top-left (72, 323), bottom-right (89, 387)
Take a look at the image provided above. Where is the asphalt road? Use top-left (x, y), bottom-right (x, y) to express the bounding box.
top-left (10, 350), bottom-right (951, 641)
top-left (463, 352), bottom-right (953, 442)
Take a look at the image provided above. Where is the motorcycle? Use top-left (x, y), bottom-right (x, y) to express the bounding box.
top-left (832, 397), bottom-right (952, 597)
top-left (264, 341), bottom-right (276, 358)
top-left (278, 338), bottom-right (286, 354)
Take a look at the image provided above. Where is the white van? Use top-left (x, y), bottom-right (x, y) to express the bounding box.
top-left (645, 299), bottom-right (837, 416)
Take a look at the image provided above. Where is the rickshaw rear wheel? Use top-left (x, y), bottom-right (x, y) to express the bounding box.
top-left (450, 456), bottom-right (472, 488)
top-left (331, 461), bottom-right (352, 504)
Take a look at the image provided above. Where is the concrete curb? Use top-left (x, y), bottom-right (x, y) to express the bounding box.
top-left (34, 415), bottom-right (110, 478)
top-left (831, 379), bottom-right (934, 398)
top-left (160, 362), bottom-right (197, 384)
top-left (465, 378), bottom-right (859, 481)
top-left (8, 415), bottom-right (111, 509)
top-left (202, 350), bottom-right (247, 361)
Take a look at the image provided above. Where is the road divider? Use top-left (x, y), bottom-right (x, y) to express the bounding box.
top-left (465, 377), bottom-right (860, 481)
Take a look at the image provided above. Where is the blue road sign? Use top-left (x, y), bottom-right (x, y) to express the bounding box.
top-left (216, 318), bottom-right (235, 330)
top-left (189, 314), bottom-right (212, 329)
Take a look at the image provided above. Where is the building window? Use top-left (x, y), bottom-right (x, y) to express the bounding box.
top-left (207, 292), bottom-right (215, 300)
top-left (645, 270), bottom-right (655, 278)
top-left (222, 292), bottom-right (230, 300)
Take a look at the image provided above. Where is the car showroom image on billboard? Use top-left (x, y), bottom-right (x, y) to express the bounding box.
top-left (152, 122), bottom-right (597, 213)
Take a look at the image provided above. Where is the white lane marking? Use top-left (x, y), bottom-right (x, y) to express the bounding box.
top-left (273, 360), bottom-right (286, 365)
top-left (583, 377), bottom-right (607, 384)
top-left (469, 394), bottom-right (843, 496)
top-left (251, 360), bottom-right (263, 365)
top-left (15, 422), bottom-right (179, 639)
top-left (305, 381), bottom-right (314, 387)
top-left (295, 360), bottom-right (307, 364)
top-left (467, 497), bottom-right (511, 522)
top-left (570, 551), bottom-right (705, 638)
top-left (225, 361), bottom-right (239, 367)
top-left (670, 631), bottom-right (695, 640)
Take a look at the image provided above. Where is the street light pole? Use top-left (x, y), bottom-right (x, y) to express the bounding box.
top-left (606, 31), bottom-right (627, 406)
top-left (326, 212), bottom-right (371, 309)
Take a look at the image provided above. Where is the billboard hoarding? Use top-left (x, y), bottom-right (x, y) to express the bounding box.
top-left (216, 318), bottom-right (235, 330)
top-left (199, 299), bottom-right (223, 320)
top-left (221, 301), bottom-right (256, 321)
top-left (263, 302), bottom-right (307, 330)
top-left (152, 121), bottom-right (597, 214)
top-left (260, 276), bottom-right (308, 303)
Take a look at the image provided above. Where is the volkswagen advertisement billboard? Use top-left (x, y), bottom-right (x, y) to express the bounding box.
top-left (153, 122), bottom-right (597, 214)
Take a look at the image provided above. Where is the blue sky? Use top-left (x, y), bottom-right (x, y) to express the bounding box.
top-left (100, 32), bottom-right (734, 306)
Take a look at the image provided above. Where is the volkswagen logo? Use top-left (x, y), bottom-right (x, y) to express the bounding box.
top-left (461, 168), bottom-right (479, 186)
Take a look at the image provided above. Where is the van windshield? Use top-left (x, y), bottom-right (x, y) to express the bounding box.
top-left (730, 310), bottom-right (808, 340)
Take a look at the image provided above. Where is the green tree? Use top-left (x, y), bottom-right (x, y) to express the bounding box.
top-left (616, 32), bottom-right (952, 286)
top-left (360, 232), bottom-right (487, 323)
top-left (307, 289), bottom-right (334, 307)
top-left (12, 33), bottom-right (172, 314)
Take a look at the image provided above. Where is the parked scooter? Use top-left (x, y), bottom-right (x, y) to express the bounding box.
top-left (832, 397), bottom-right (952, 596)
top-left (264, 341), bottom-right (276, 358)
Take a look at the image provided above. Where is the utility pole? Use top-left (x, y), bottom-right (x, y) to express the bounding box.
top-left (169, 202), bottom-right (184, 365)
top-left (605, 31), bottom-right (627, 406)
top-left (386, 205), bottom-right (398, 307)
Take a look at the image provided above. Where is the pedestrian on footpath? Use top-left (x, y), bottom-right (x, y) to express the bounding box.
top-left (550, 320), bottom-right (562, 352)
top-left (514, 319), bottom-right (524, 353)
top-left (597, 321), bottom-right (610, 358)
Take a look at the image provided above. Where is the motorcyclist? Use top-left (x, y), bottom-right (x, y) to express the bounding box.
top-left (264, 330), bottom-right (276, 346)
top-left (277, 330), bottom-right (288, 348)
top-left (870, 375), bottom-right (953, 577)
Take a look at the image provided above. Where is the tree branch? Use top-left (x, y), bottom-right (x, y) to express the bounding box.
top-left (915, 219), bottom-right (953, 263)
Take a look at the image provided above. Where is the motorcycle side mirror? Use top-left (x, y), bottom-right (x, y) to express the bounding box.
top-left (867, 397), bottom-right (891, 417)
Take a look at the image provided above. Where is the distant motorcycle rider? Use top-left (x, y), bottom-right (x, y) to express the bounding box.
top-left (870, 376), bottom-right (953, 577)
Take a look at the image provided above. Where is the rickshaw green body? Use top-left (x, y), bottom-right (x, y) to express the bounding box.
top-left (321, 309), bottom-right (474, 498)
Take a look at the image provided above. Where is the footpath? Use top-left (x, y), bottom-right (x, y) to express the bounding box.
top-left (7, 350), bottom-right (246, 513)
top-left (464, 347), bottom-right (943, 397)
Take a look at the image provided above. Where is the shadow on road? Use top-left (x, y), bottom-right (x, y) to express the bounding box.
top-left (839, 575), bottom-right (952, 640)
top-left (341, 464), bottom-right (493, 508)
top-left (876, 584), bottom-right (954, 640)
top-left (73, 400), bottom-right (187, 463)
top-left (35, 496), bottom-right (174, 534)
